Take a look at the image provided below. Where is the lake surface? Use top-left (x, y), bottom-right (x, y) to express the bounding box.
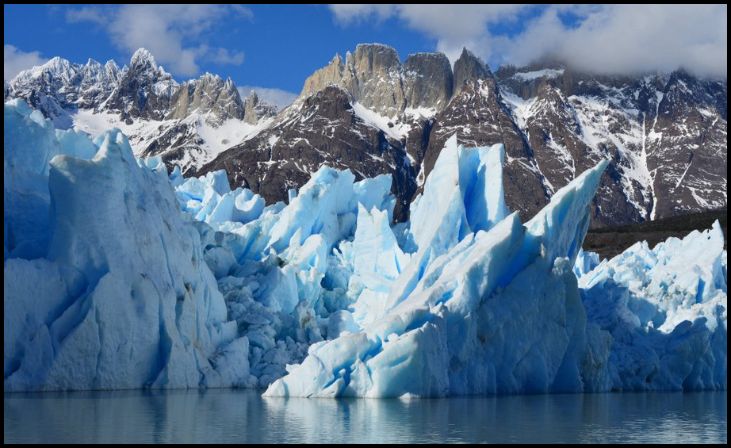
top-left (4, 389), bottom-right (726, 443)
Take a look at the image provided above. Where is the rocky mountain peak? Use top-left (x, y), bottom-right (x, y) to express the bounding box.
top-left (199, 72), bottom-right (223, 84)
top-left (298, 44), bottom-right (496, 117)
top-left (350, 44), bottom-right (404, 116)
top-left (404, 52), bottom-right (451, 68)
top-left (15, 57), bottom-right (75, 86)
top-left (103, 60), bottom-right (121, 80)
top-left (104, 49), bottom-right (177, 121)
top-left (243, 90), bottom-right (277, 124)
top-left (453, 47), bottom-right (492, 94)
top-left (129, 48), bottom-right (158, 71)
top-left (300, 43), bottom-right (456, 117)
top-left (352, 43), bottom-right (401, 75)
top-left (167, 71), bottom-right (244, 124)
top-left (403, 52), bottom-right (453, 110)
top-left (84, 58), bottom-right (101, 70)
top-left (44, 56), bottom-right (74, 74)
top-left (331, 53), bottom-right (345, 67)
top-left (300, 53), bottom-right (347, 100)
top-left (104, 59), bottom-right (120, 70)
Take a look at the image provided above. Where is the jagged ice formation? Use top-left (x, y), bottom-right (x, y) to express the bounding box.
top-left (3, 100), bottom-right (726, 395)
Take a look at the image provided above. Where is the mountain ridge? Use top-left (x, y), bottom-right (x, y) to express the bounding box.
top-left (6, 48), bottom-right (279, 173)
top-left (6, 44), bottom-right (727, 227)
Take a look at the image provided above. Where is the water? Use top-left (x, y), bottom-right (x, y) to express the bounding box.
top-left (4, 390), bottom-right (726, 443)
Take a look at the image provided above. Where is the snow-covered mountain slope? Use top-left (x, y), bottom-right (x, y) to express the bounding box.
top-left (200, 85), bottom-right (418, 221)
top-left (6, 48), bottom-right (278, 174)
top-left (6, 44), bottom-right (727, 227)
top-left (70, 108), bottom-right (274, 172)
top-left (496, 64), bottom-right (727, 226)
top-left (203, 44), bottom-right (726, 227)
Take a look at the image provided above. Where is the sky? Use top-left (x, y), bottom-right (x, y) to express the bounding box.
top-left (4, 4), bottom-right (727, 108)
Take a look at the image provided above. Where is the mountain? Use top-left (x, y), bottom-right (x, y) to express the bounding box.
top-left (6, 45), bottom-right (727, 227)
top-left (8, 56), bottom-right (123, 128)
top-left (495, 62), bottom-right (727, 226)
top-left (199, 85), bottom-right (417, 218)
top-left (201, 45), bottom-right (727, 225)
top-left (6, 48), bottom-right (278, 173)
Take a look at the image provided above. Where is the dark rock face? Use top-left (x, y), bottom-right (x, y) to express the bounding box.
top-left (453, 48), bottom-right (491, 94)
top-left (495, 66), bottom-right (727, 226)
top-left (403, 52), bottom-right (453, 110)
top-left (424, 78), bottom-right (549, 219)
top-left (645, 71), bottom-right (727, 219)
top-left (403, 116), bottom-right (433, 171)
top-left (497, 77), bottom-right (647, 228)
top-left (199, 86), bottom-right (417, 221)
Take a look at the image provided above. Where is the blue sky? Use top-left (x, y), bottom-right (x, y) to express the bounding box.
top-left (5, 5), bottom-right (434, 92)
top-left (4, 5), bottom-right (727, 106)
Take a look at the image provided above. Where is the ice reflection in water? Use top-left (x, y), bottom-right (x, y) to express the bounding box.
top-left (4, 390), bottom-right (726, 443)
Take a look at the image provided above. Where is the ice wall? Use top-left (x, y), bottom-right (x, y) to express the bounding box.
top-left (5, 98), bottom-right (726, 395)
top-left (5, 103), bottom-right (254, 390)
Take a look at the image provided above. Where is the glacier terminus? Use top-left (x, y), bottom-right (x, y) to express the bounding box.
top-left (3, 98), bottom-right (726, 396)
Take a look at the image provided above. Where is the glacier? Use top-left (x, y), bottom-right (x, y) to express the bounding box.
top-left (5, 102), bottom-right (254, 391)
top-left (263, 136), bottom-right (612, 397)
top-left (577, 222), bottom-right (727, 390)
top-left (4, 99), bottom-right (727, 395)
top-left (4, 99), bottom-right (97, 260)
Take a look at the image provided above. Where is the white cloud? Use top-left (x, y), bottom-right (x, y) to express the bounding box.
top-left (208, 47), bottom-right (245, 66)
top-left (330, 5), bottom-right (528, 62)
top-left (392, 5), bottom-right (530, 63)
top-left (65, 6), bottom-right (107, 26)
top-left (66, 5), bottom-right (252, 77)
top-left (238, 86), bottom-right (298, 111)
top-left (329, 4), bottom-right (397, 24)
top-left (4, 45), bottom-right (47, 80)
top-left (329, 4), bottom-right (728, 78)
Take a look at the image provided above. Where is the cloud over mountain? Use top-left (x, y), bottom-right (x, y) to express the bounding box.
top-left (330, 4), bottom-right (728, 78)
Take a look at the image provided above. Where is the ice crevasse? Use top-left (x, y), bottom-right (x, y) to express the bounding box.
top-left (4, 99), bottom-right (727, 395)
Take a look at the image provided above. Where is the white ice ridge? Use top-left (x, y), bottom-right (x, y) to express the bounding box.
top-left (4, 99), bottom-right (97, 260)
top-left (4, 99), bottom-right (727, 395)
top-left (172, 166), bottom-right (396, 387)
top-left (264, 138), bottom-right (613, 397)
top-left (577, 222), bottom-right (727, 390)
top-left (5, 106), bottom-right (254, 391)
